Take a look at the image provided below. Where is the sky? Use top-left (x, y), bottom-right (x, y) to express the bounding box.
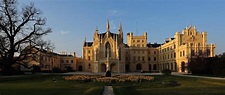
top-left (18, 0), bottom-right (225, 57)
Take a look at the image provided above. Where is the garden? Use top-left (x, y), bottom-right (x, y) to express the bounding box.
top-left (1, 74), bottom-right (225, 95)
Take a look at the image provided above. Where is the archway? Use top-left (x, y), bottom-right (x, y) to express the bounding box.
top-left (171, 63), bottom-right (173, 70)
top-left (149, 64), bottom-right (151, 71)
top-left (136, 63), bottom-right (142, 71)
top-left (101, 63), bottom-right (106, 72)
top-left (174, 62), bottom-right (177, 71)
top-left (153, 64), bottom-right (157, 70)
top-left (125, 64), bottom-right (130, 72)
top-left (181, 62), bottom-right (186, 72)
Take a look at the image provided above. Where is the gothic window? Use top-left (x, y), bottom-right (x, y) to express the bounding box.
top-left (105, 42), bottom-right (111, 58)
top-left (88, 63), bottom-right (91, 69)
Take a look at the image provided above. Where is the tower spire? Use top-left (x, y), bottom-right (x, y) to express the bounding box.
top-left (106, 19), bottom-right (110, 32)
top-left (119, 21), bottom-right (122, 32)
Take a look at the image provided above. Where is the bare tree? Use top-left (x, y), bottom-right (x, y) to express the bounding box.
top-left (0, 0), bottom-right (52, 75)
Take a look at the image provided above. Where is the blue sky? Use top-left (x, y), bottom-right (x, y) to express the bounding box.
top-left (19, 0), bottom-right (225, 56)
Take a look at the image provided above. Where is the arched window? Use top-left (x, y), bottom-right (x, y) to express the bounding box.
top-left (105, 42), bottom-right (111, 58)
top-left (88, 63), bottom-right (91, 69)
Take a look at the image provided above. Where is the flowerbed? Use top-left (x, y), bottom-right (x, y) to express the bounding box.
top-left (64, 75), bottom-right (154, 83)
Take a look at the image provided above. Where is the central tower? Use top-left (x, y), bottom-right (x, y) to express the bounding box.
top-left (83, 20), bottom-right (125, 73)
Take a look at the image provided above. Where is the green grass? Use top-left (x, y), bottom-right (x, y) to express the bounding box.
top-left (0, 75), bottom-right (104, 95)
top-left (113, 75), bottom-right (225, 95)
top-left (1, 75), bottom-right (225, 95)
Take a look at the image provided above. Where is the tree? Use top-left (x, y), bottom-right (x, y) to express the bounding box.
top-left (188, 50), bottom-right (215, 75)
top-left (0, 0), bottom-right (52, 75)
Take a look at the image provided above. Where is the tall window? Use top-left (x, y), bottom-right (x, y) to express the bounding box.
top-left (105, 42), bottom-right (111, 58)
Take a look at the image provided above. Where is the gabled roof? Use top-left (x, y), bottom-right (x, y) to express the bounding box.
top-left (98, 32), bottom-right (118, 40)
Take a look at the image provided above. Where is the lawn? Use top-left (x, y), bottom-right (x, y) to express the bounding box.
top-left (1, 74), bottom-right (225, 95)
top-left (113, 75), bottom-right (225, 95)
top-left (0, 74), bottom-right (104, 95)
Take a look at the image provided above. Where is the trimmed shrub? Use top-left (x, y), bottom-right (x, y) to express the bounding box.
top-left (52, 67), bottom-right (62, 73)
top-left (162, 69), bottom-right (172, 75)
top-left (105, 70), bottom-right (111, 77)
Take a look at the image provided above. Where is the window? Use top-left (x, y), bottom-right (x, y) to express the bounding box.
top-left (105, 42), bottom-right (111, 58)
top-left (71, 60), bottom-right (73, 63)
top-left (66, 60), bottom-right (68, 63)
top-left (142, 56), bottom-right (145, 61)
top-left (148, 57), bottom-right (151, 61)
top-left (88, 63), bottom-right (91, 69)
top-left (88, 56), bottom-right (91, 60)
top-left (183, 51), bottom-right (185, 56)
top-left (137, 40), bottom-right (140, 42)
top-left (154, 57), bottom-right (157, 61)
top-left (133, 40), bottom-right (135, 42)
top-left (137, 44), bottom-right (140, 47)
top-left (138, 56), bottom-right (140, 61)
top-left (154, 51), bottom-right (156, 54)
top-left (174, 53), bottom-right (176, 57)
top-left (133, 56), bottom-right (136, 61)
top-left (61, 60), bottom-right (64, 63)
top-left (191, 50), bottom-right (195, 56)
top-left (88, 50), bottom-right (91, 53)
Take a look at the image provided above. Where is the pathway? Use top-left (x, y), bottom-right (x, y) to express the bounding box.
top-left (102, 86), bottom-right (115, 95)
top-left (172, 72), bottom-right (225, 80)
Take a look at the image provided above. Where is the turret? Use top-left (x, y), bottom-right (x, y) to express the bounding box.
top-left (202, 32), bottom-right (207, 47)
top-left (175, 32), bottom-right (180, 47)
top-left (118, 22), bottom-right (123, 42)
top-left (94, 26), bottom-right (99, 41)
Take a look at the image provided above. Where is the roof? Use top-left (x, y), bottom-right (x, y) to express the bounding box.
top-left (98, 32), bottom-right (118, 40)
top-left (83, 42), bottom-right (93, 47)
top-left (147, 43), bottom-right (161, 48)
top-left (124, 44), bottom-right (129, 48)
top-left (59, 54), bottom-right (73, 57)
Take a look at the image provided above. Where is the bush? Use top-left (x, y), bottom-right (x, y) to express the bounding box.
top-left (105, 70), bottom-right (111, 77)
top-left (32, 65), bottom-right (41, 73)
top-left (52, 67), bottom-right (62, 73)
top-left (162, 69), bottom-right (172, 75)
top-left (65, 66), bottom-right (74, 72)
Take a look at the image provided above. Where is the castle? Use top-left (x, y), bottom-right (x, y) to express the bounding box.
top-left (81, 20), bottom-right (216, 73)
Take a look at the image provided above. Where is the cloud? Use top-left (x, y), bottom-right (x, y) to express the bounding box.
top-left (110, 20), bottom-right (117, 30)
top-left (60, 31), bottom-right (71, 35)
top-left (108, 9), bottom-right (120, 17)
